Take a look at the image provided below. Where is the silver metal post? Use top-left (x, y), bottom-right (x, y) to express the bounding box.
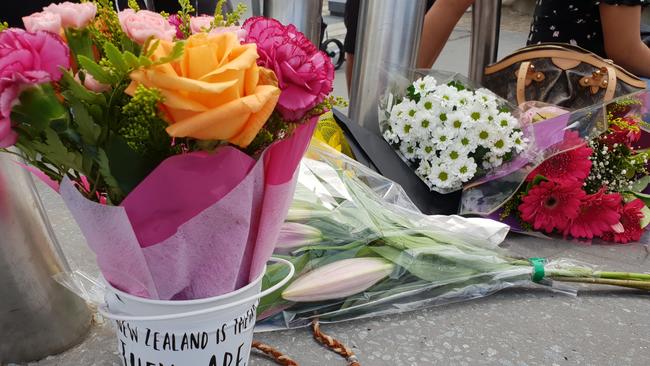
top-left (0, 153), bottom-right (91, 362)
top-left (348, 0), bottom-right (427, 134)
top-left (468, 0), bottom-right (502, 84)
top-left (263, 0), bottom-right (324, 45)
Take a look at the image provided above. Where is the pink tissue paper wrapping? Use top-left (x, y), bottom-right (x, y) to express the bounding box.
top-left (58, 118), bottom-right (317, 300)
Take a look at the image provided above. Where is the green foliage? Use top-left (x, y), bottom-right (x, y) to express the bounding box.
top-left (65, 28), bottom-right (95, 67)
top-left (128, 0), bottom-right (140, 10)
top-left (0, 21), bottom-right (9, 32)
top-left (89, 0), bottom-right (126, 49)
top-left (447, 80), bottom-right (466, 91)
top-left (406, 85), bottom-right (420, 103)
top-left (177, 0), bottom-right (196, 38)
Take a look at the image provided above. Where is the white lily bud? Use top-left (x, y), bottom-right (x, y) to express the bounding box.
top-left (282, 258), bottom-right (395, 302)
top-left (274, 223), bottom-right (323, 254)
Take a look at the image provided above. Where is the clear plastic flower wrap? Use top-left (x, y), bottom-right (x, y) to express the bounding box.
top-left (256, 140), bottom-right (650, 330)
top-left (378, 69), bottom-right (534, 194)
top-left (460, 90), bottom-right (650, 244)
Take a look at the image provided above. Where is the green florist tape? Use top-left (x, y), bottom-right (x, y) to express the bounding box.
top-left (528, 257), bottom-right (546, 283)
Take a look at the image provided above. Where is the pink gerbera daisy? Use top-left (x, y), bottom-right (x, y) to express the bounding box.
top-left (563, 189), bottom-right (622, 240)
top-left (602, 199), bottom-right (646, 244)
top-left (526, 144), bottom-right (593, 184)
top-left (519, 180), bottom-right (585, 233)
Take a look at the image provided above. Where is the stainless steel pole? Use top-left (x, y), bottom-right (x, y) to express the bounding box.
top-left (468, 0), bottom-right (502, 84)
top-left (263, 0), bottom-right (324, 45)
top-left (348, 0), bottom-right (427, 134)
top-left (0, 153), bottom-right (91, 363)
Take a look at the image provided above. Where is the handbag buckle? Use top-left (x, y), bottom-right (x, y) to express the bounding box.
top-left (580, 67), bottom-right (609, 94)
top-left (515, 63), bottom-right (546, 86)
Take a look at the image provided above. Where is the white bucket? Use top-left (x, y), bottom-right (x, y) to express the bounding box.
top-left (99, 258), bottom-right (294, 366)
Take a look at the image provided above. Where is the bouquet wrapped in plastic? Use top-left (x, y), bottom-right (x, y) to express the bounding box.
top-left (379, 70), bottom-right (532, 193)
top-left (461, 91), bottom-right (650, 244)
top-left (257, 140), bottom-right (650, 329)
top-left (0, 1), bottom-right (337, 300)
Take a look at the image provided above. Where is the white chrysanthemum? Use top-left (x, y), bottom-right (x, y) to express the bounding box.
top-left (383, 127), bottom-right (400, 144)
top-left (441, 147), bottom-right (468, 168)
top-left (495, 112), bottom-right (518, 132)
top-left (510, 130), bottom-right (529, 153)
top-left (490, 133), bottom-right (513, 156)
top-left (419, 93), bottom-right (443, 113)
top-left (418, 141), bottom-right (438, 159)
top-left (413, 75), bottom-right (438, 94)
top-left (411, 111), bottom-right (435, 137)
top-left (399, 140), bottom-right (418, 161)
top-left (431, 126), bottom-right (456, 149)
top-left (465, 102), bottom-right (489, 123)
top-left (427, 163), bottom-right (458, 190)
top-left (473, 123), bottom-right (497, 146)
top-left (416, 159), bottom-right (433, 178)
top-left (456, 131), bottom-right (478, 153)
top-left (473, 88), bottom-right (500, 110)
top-left (453, 157), bottom-right (478, 182)
top-left (482, 152), bottom-right (504, 169)
top-left (432, 84), bottom-right (461, 108)
top-left (445, 111), bottom-right (468, 132)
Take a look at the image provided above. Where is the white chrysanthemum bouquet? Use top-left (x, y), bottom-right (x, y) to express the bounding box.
top-left (381, 75), bottom-right (528, 193)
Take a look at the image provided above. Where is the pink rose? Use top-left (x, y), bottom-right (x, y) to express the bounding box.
top-left (190, 16), bottom-right (247, 41)
top-left (22, 11), bottom-right (62, 34)
top-left (0, 29), bottom-right (70, 147)
top-left (43, 2), bottom-right (97, 29)
top-left (118, 9), bottom-right (176, 44)
top-left (243, 17), bottom-right (334, 121)
top-left (75, 72), bottom-right (110, 93)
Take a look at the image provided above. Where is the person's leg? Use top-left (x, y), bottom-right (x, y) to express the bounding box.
top-left (345, 53), bottom-right (355, 93)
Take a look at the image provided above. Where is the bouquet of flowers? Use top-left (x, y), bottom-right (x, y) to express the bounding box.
top-left (0, 0), bottom-right (335, 299)
top-left (257, 140), bottom-right (650, 330)
top-left (461, 93), bottom-right (650, 244)
top-left (380, 72), bottom-right (529, 193)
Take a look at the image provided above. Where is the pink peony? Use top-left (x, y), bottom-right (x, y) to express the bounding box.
top-left (243, 17), bottom-right (334, 121)
top-left (22, 11), bottom-right (62, 34)
top-left (43, 1), bottom-right (97, 29)
top-left (519, 180), bottom-right (585, 233)
top-left (190, 16), bottom-right (247, 40)
top-left (0, 29), bottom-right (70, 147)
top-left (118, 9), bottom-right (176, 44)
top-left (563, 189), bottom-right (622, 240)
top-left (602, 199), bottom-right (646, 244)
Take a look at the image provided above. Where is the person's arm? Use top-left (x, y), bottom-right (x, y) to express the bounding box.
top-left (600, 3), bottom-right (650, 78)
top-left (417, 0), bottom-right (475, 69)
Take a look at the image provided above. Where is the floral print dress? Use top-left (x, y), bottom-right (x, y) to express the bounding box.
top-left (527, 0), bottom-right (648, 57)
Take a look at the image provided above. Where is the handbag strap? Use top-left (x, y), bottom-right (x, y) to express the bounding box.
top-left (516, 62), bottom-right (530, 106)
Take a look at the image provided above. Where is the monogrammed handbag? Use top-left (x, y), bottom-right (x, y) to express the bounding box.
top-left (483, 43), bottom-right (647, 110)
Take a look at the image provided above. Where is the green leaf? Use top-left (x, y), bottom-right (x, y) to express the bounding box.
top-left (59, 71), bottom-right (107, 106)
top-left (630, 176), bottom-right (650, 193)
top-left (65, 93), bottom-right (102, 146)
top-left (104, 42), bottom-right (130, 75)
top-left (138, 56), bottom-right (153, 67)
top-left (105, 135), bottom-right (157, 197)
top-left (640, 205), bottom-right (650, 229)
top-left (96, 148), bottom-right (124, 202)
top-left (78, 55), bottom-right (115, 84)
top-left (152, 41), bottom-right (186, 66)
top-left (124, 51), bottom-right (140, 69)
top-left (30, 128), bottom-right (84, 172)
top-left (629, 191), bottom-right (650, 207)
top-left (65, 28), bottom-right (94, 66)
top-left (10, 85), bottom-right (69, 136)
top-left (258, 254), bottom-right (311, 318)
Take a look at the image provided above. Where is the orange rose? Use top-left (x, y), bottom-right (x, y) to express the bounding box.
top-left (126, 32), bottom-right (280, 148)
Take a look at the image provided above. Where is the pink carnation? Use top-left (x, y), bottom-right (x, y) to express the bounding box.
top-left (118, 9), bottom-right (176, 44)
top-left (22, 11), bottom-right (62, 34)
top-left (43, 1), bottom-right (97, 29)
top-left (167, 14), bottom-right (184, 39)
top-left (243, 17), bottom-right (334, 121)
top-left (190, 16), bottom-right (247, 41)
top-left (0, 29), bottom-right (70, 147)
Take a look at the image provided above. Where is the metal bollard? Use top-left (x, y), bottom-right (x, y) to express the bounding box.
top-left (263, 0), bottom-right (324, 45)
top-left (348, 0), bottom-right (427, 134)
top-left (0, 153), bottom-right (91, 363)
top-left (468, 0), bottom-right (502, 84)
